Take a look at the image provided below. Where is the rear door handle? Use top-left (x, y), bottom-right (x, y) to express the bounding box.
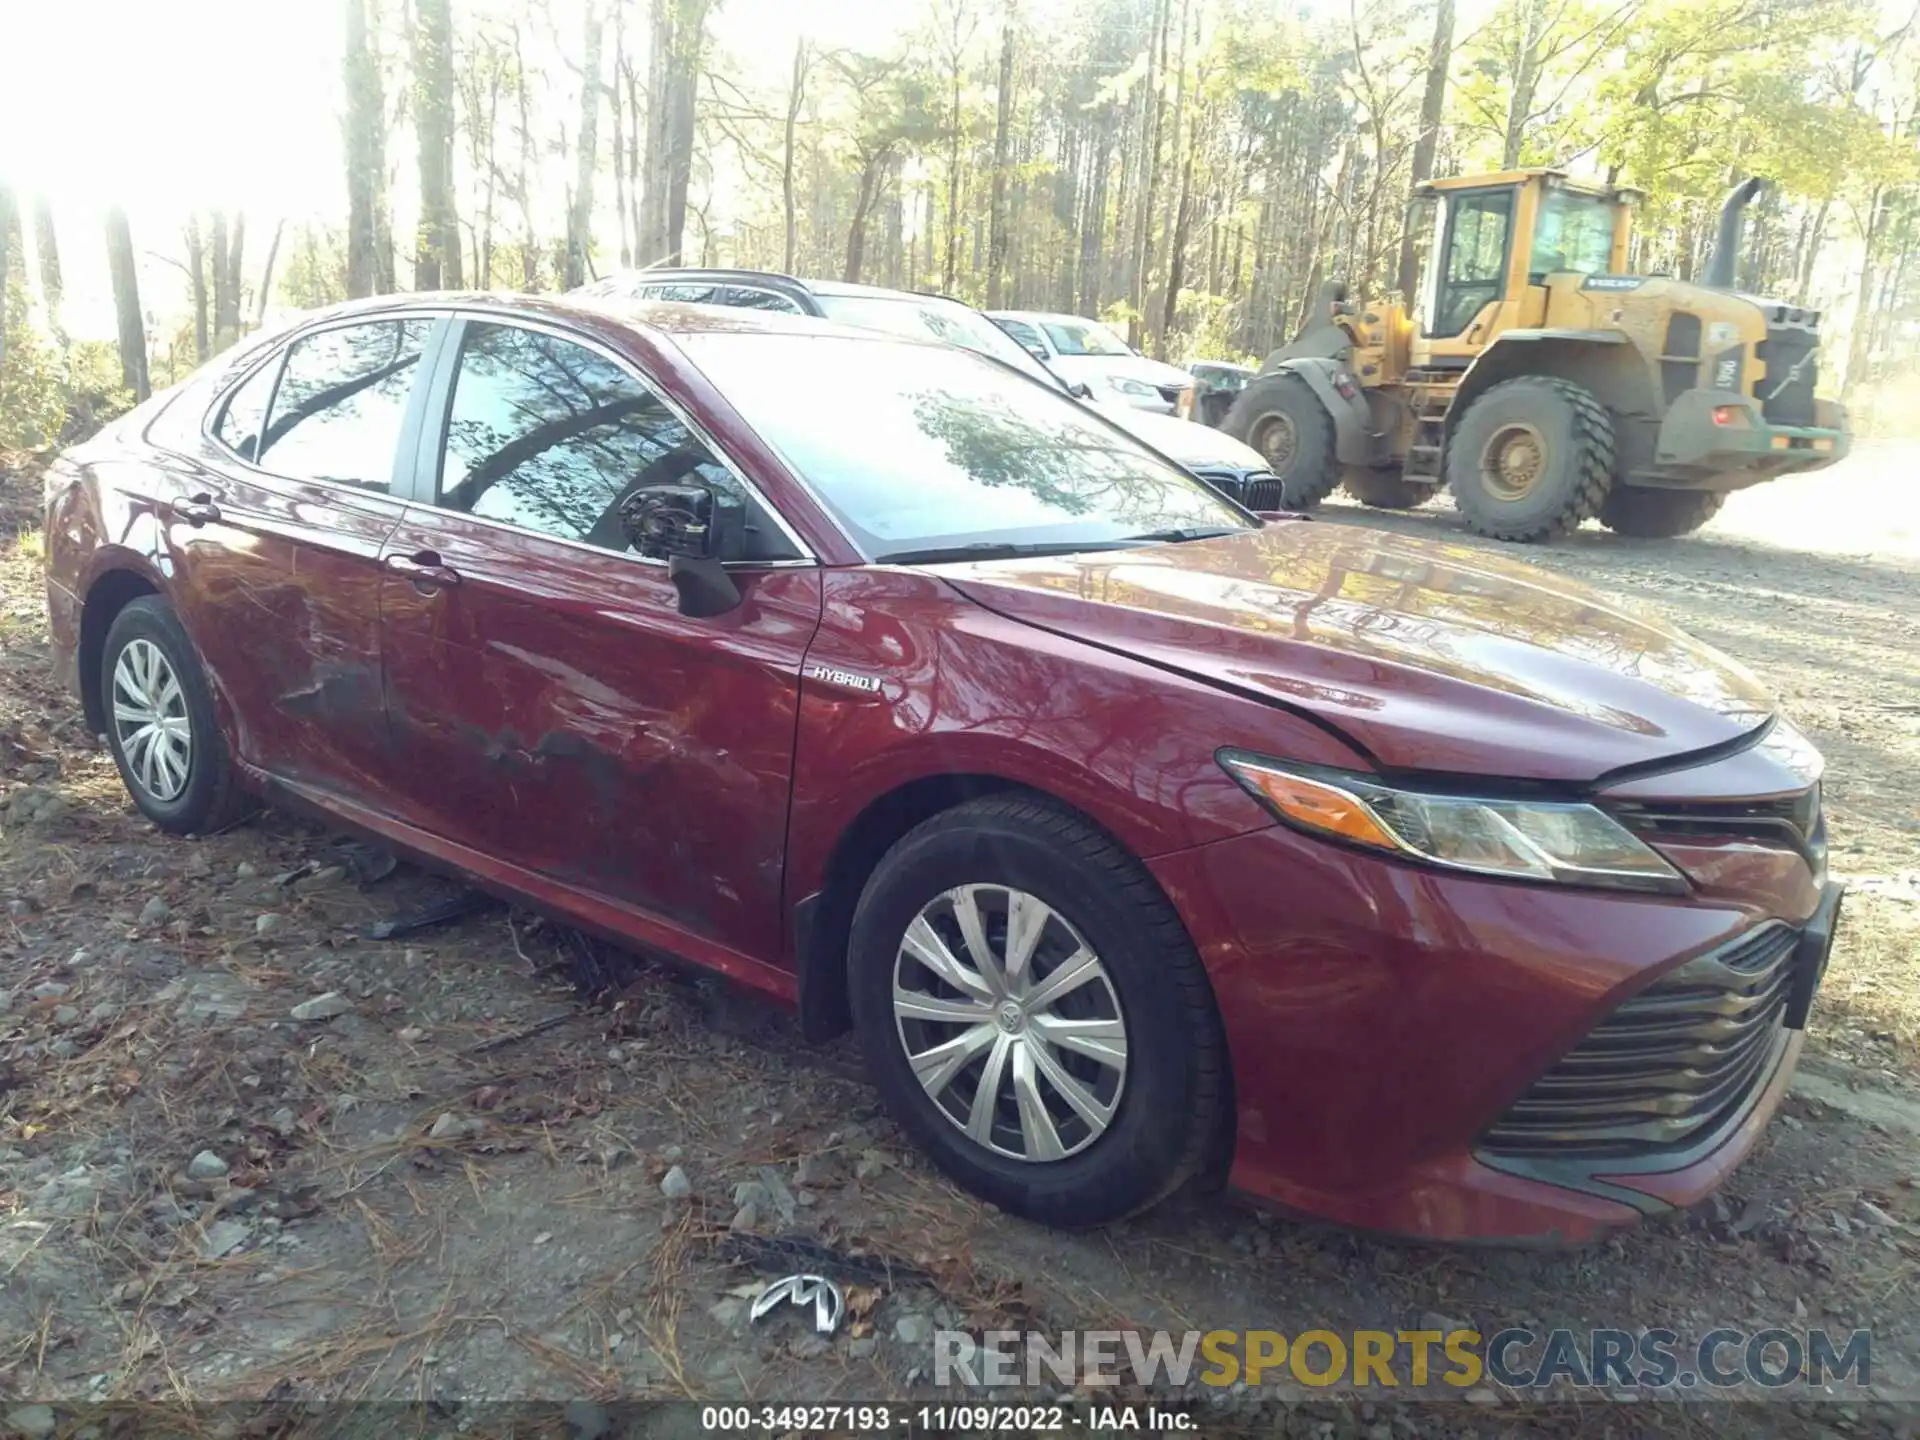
top-left (167, 493), bottom-right (222, 526)
top-left (385, 549), bottom-right (462, 590)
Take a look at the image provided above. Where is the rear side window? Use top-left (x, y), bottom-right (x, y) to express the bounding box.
top-left (213, 356), bottom-right (282, 461)
top-left (723, 286), bottom-right (805, 314)
top-left (994, 316), bottom-right (1045, 351)
top-left (254, 319), bottom-right (434, 490)
top-left (434, 321), bottom-right (796, 561)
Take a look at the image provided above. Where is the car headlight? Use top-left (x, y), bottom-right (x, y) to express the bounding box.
top-left (1109, 376), bottom-right (1160, 399)
top-left (1218, 751), bottom-right (1687, 894)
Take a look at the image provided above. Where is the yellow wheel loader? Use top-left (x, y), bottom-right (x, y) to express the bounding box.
top-left (1224, 170), bottom-right (1851, 541)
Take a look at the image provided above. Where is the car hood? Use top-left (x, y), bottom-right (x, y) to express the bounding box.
top-left (1050, 352), bottom-right (1195, 390)
top-left (1090, 404), bottom-right (1269, 470)
top-left (940, 522), bottom-right (1774, 782)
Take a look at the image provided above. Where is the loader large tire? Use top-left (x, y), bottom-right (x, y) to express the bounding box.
top-left (1600, 487), bottom-right (1726, 538)
top-left (1447, 377), bottom-right (1614, 542)
top-left (1224, 372), bottom-right (1340, 509)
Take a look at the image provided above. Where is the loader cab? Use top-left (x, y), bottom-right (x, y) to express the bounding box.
top-left (1414, 171), bottom-right (1635, 365)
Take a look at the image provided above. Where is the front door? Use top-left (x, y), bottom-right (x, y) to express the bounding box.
top-left (378, 317), bottom-right (821, 965)
top-left (159, 316), bottom-right (436, 808)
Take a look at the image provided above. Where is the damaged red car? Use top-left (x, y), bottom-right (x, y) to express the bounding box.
top-left (43, 295), bottom-right (1840, 1243)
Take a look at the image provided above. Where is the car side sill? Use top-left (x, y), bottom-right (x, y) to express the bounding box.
top-left (247, 765), bottom-right (801, 1006)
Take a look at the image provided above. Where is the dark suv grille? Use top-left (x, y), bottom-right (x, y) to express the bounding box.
top-left (1480, 925), bottom-right (1797, 1161)
top-left (1756, 325), bottom-right (1818, 426)
top-left (1191, 467), bottom-right (1283, 511)
top-left (1156, 383), bottom-right (1189, 408)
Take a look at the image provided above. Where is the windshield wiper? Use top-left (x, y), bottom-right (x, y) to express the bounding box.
top-left (871, 540), bottom-right (1132, 566)
top-left (1128, 526), bottom-right (1243, 544)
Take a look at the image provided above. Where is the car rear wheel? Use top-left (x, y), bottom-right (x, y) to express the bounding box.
top-left (100, 596), bottom-right (252, 835)
top-left (848, 796), bottom-right (1227, 1227)
top-left (1224, 372), bottom-right (1340, 509)
top-left (1600, 486), bottom-right (1726, 538)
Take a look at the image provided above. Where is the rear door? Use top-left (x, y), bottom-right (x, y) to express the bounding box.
top-left (377, 315), bottom-right (822, 963)
top-left (161, 315), bottom-right (438, 806)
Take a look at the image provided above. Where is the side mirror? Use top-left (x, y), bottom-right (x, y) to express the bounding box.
top-left (1068, 381), bottom-right (1094, 399)
top-left (620, 484), bottom-right (743, 617)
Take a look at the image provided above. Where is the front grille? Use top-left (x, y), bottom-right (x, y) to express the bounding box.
top-left (1191, 467), bottom-right (1283, 510)
top-left (1480, 925), bottom-right (1798, 1161)
top-left (1610, 783), bottom-right (1825, 867)
top-left (1756, 325), bottom-right (1819, 426)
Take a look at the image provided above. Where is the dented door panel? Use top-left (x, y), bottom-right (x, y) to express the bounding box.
top-left (377, 510), bottom-right (822, 962)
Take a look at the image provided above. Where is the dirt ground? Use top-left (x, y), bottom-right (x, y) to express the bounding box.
top-left (1, 442), bottom-right (1917, 1438)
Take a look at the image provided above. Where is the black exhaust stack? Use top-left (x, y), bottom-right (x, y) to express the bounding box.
top-left (1704, 177), bottom-right (1767, 289)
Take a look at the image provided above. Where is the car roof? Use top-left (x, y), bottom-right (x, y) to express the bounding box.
top-left (986, 310), bottom-right (1112, 327)
top-left (269, 289), bottom-right (947, 348)
top-left (590, 266), bottom-right (978, 309)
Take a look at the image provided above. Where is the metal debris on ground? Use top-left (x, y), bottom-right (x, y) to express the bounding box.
top-left (749, 1273), bottom-right (847, 1335)
top-left (363, 887), bottom-right (499, 940)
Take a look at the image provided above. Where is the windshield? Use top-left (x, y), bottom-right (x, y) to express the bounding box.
top-left (813, 293), bottom-right (1065, 392)
top-left (1532, 191), bottom-right (1616, 278)
top-left (1041, 319), bottom-right (1132, 357)
top-left (682, 333), bottom-right (1251, 560)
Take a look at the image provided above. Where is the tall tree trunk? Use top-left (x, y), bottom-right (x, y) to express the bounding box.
top-left (32, 197), bottom-right (63, 339)
top-left (0, 184), bottom-right (15, 383)
top-left (1078, 113), bottom-right (1112, 316)
top-left (255, 219), bottom-right (285, 325)
top-left (1396, 0), bottom-right (1455, 302)
top-left (344, 0), bottom-right (384, 298)
top-left (1795, 197), bottom-right (1832, 305)
top-left (625, 59), bottom-right (644, 268)
top-left (1846, 185), bottom-right (1887, 394)
top-left (566, 0), bottom-right (605, 287)
top-left (844, 150), bottom-right (890, 283)
top-left (985, 5), bottom-right (1016, 308)
top-left (783, 37), bottom-right (807, 274)
top-left (480, 69), bottom-right (501, 285)
top-left (186, 217), bottom-right (209, 363)
top-left (1154, 0), bottom-right (1193, 358)
top-left (106, 209), bottom-right (150, 401)
top-left (225, 213), bottom-right (246, 338)
top-left (1128, 0), bottom-right (1171, 348)
top-left (612, 9), bottom-right (630, 268)
top-left (413, 0), bottom-right (462, 289)
top-left (1502, 0), bottom-right (1545, 169)
top-left (943, 39), bottom-right (964, 292)
top-left (514, 23), bottom-right (539, 290)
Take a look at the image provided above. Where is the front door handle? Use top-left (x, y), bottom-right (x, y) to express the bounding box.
top-left (385, 549), bottom-right (462, 590)
top-left (167, 493), bottom-right (222, 526)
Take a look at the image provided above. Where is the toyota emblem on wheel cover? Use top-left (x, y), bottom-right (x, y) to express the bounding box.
top-left (749, 1274), bottom-right (846, 1335)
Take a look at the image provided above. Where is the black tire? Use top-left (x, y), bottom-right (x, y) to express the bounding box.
top-left (99, 596), bottom-right (253, 835)
top-left (848, 796), bottom-right (1227, 1227)
top-left (1343, 469), bottom-right (1440, 510)
top-left (1600, 487), bottom-right (1726, 538)
top-left (1223, 372), bottom-right (1340, 508)
top-left (1446, 376), bottom-right (1614, 542)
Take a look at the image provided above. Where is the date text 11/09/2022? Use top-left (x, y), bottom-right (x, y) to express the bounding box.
top-left (700, 1406), bottom-right (1194, 1432)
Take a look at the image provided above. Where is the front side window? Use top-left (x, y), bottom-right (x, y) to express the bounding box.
top-left (256, 319), bottom-right (434, 489)
top-left (1430, 189), bottom-right (1515, 337)
top-left (682, 332), bottom-right (1251, 560)
top-left (436, 321), bottom-right (795, 560)
top-left (1040, 319), bottom-right (1132, 357)
top-left (1532, 191), bottom-right (1617, 280)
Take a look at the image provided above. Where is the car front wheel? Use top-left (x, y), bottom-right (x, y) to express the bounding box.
top-left (848, 796), bottom-right (1227, 1227)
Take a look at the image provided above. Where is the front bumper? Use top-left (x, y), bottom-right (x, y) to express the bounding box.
top-left (1649, 390), bottom-right (1850, 486)
top-left (1150, 824), bottom-right (1836, 1244)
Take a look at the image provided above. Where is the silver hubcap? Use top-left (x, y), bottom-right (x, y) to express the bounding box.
top-left (892, 885), bottom-right (1128, 1162)
top-left (112, 639), bottom-right (192, 802)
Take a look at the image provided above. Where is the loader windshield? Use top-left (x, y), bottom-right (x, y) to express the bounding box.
top-left (1533, 191), bottom-right (1616, 279)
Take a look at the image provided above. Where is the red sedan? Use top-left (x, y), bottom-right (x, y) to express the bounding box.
top-left (42, 295), bottom-right (1840, 1242)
